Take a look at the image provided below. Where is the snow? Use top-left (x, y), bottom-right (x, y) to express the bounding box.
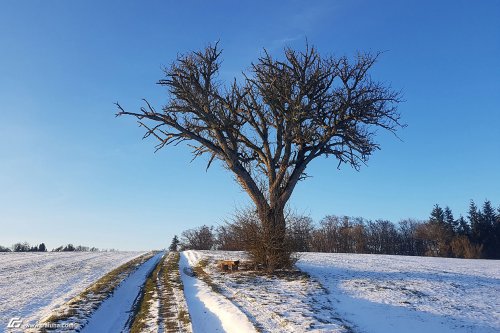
top-left (158, 252), bottom-right (192, 333)
top-left (131, 251), bottom-right (192, 332)
top-left (0, 251), bottom-right (144, 331)
top-left (3, 250), bottom-right (497, 333)
top-left (179, 251), bottom-right (499, 333)
top-left (180, 250), bottom-right (257, 333)
top-left (142, 289), bottom-right (160, 332)
top-left (81, 252), bottom-right (164, 333)
top-left (297, 253), bottom-right (500, 333)
top-left (181, 250), bottom-right (348, 333)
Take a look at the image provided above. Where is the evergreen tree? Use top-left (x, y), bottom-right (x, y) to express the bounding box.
top-left (444, 206), bottom-right (457, 234)
top-left (430, 204), bottom-right (445, 224)
top-left (482, 200), bottom-right (496, 228)
top-left (456, 216), bottom-right (470, 236)
top-left (469, 200), bottom-right (482, 243)
top-left (495, 206), bottom-right (500, 258)
top-left (38, 243), bottom-right (47, 252)
top-left (427, 204), bottom-right (452, 256)
top-left (169, 235), bottom-right (180, 252)
top-left (481, 200), bottom-right (496, 258)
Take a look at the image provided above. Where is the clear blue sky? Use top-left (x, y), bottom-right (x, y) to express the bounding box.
top-left (1, 0), bottom-right (499, 250)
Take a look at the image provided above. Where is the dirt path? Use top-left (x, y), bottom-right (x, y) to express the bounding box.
top-left (80, 252), bottom-right (164, 333)
top-left (179, 251), bottom-right (257, 333)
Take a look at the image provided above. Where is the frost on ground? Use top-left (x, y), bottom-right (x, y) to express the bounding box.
top-left (0, 251), bottom-right (144, 331)
top-left (181, 250), bottom-right (350, 333)
top-left (297, 253), bottom-right (500, 333)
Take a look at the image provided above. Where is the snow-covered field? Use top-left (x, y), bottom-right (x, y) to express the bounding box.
top-left (182, 250), bottom-right (351, 332)
top-left (1, 250), bottom-right (498, 333)
top-left (297, 253), bottom-right (500, 333)
top-left (0, 251), bottom-right (144, 331)
top-left (182, 251), bottom-right (500, 333)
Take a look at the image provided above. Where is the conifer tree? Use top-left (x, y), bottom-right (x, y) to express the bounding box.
top-left (495, 206), bottom-right (500, 258)
top-left (169, 235), bottom-right (180, 252)
top-left (456, 216), bottom-right (470, 236)
top-left (427, 204), bottom-right (451, 256)
top-left (481, 200), bottom-right (496, 258)
top-left (430, 204), bottom-right (445, 224)
top-left (444, 206), bottom-right (457, 234)
top-left (469, 200), bottom-right (481, 242)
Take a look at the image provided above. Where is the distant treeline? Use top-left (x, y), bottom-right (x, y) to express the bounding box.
top-left (0, 242), bottom-right (48, 252)
top-left (178, 199), bottom-right (500, 259)
top-left (0, 242), bottom-right (101, 252)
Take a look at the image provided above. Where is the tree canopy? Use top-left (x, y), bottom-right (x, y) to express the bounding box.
top-left (117, 43), bottom-right (403, 270)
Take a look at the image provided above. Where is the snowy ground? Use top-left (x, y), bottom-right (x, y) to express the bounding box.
top-left (180, 251), bottom-right (257, 333)
top-left (0, 251), bottom-right (144, 332)
top-left (2, 251), bottom-right (497, 333)
top-left (181, 250), bottom-right (349, 333)
top-left (181, 251), bottom-right (499, 333)
top-left (297, 253), bottom-right (500, 333)
top-left (133, 251), bottom-right (192, 333)
top-left (81, 252), bottom-right (163, 333)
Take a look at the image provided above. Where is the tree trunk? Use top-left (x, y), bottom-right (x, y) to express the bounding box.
top-left (258, 204), bottom-right (290, 272)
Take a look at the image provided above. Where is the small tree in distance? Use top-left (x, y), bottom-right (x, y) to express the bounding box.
top-left (169, 235), bottom-right (180, 252)
top-left (117, 43), bottom-right (403, 271)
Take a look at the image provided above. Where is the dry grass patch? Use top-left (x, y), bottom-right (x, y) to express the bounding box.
top-left (191, 258), bottom-right (223, 294)
top-left (129, 252), bottom-right (192, 332)
top-left (39, 252), bottom-right (155, 332)
top-left (159, 252), bottom-right (192, 332)
top-left (129, 253), bottom-right (164, 333)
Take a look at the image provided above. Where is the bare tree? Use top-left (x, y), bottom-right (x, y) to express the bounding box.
top-left (287, 214), bottom-right (314, 252)
top-left (117, 43), bottom-right (402, 271)
top-left (216, 207), bottom-right (263, 255)
top-left (180, 225), bottom-right (214, 250)
top-left (398, 219), bottom-right (425, 256)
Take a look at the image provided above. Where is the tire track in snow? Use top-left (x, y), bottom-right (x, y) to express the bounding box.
top-left (80, 252), bottom-right (164, 333)
top-left (179, 251), bottom-right (257, 333)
